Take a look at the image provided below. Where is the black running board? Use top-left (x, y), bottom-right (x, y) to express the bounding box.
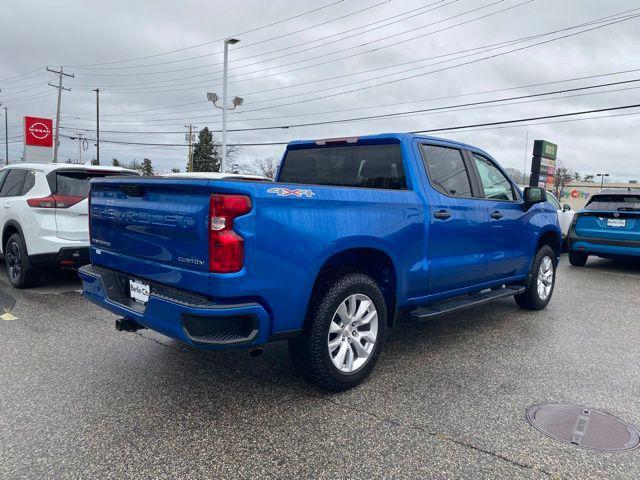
top-left (410, 286), bottom-right (525, 320)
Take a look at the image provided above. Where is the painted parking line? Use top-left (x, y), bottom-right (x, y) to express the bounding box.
top-left (1, 312), bottom-right (17, 321)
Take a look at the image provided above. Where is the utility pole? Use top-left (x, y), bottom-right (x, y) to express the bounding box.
top-left (76, 133), bottom-right (85, 164)
top-left (185, 124), bottom-right (196, 172)
top-left (47, 66), bottom-right (74, 163)
top-left (93, 88), bottom-right (101, 165)
top-left (2, 105), bottom-right (7, 165)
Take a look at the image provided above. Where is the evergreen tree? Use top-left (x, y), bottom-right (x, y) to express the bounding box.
top-left (191, 127), bottom-right (221, 172)
top-left (140, 158), bottom-right (154, 176)
top-left (112, 158), bottom-right (120, 167)
top-left (171, 167), bottom-right (180, 173)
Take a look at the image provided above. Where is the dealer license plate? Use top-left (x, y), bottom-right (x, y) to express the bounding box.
top-left (129, 279), bottom-right (150, 304)
top-left (607, 218), bottom-right (626, 228)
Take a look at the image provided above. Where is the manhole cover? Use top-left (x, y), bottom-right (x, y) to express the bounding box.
top-left (526, 403), bottom-right (640, 451)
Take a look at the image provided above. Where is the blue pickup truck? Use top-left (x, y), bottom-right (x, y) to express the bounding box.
top-left (80, 133), bottom-right (561, 390)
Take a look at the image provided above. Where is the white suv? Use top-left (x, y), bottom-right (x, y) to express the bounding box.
top-left (0, 163), bottom-right (139, 288)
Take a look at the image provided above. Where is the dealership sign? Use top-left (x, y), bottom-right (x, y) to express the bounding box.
top-left (24, 116), bottom-right (53, 147)
top-left (23, 116), bottom-right (54, 162)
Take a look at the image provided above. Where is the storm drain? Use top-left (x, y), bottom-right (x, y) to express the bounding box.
top-left (526, 403), bottom-right (640, 451)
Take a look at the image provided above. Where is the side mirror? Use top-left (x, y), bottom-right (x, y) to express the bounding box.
top-left (523, 187), bottom-right (547, 208)
top-left (562, 204), bottom-right (572, 212)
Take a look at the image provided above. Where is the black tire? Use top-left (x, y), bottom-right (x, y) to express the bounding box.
top-left (515, 245), bottom-right (556, 310)
top-left (569, 251), bottom-right (588, 267)
top-left (4, 233), bottom-right (41, 289)
top-left (289, 272), bottom-right (387, 392)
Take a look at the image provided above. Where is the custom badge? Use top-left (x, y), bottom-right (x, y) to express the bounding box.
top-left (267, 187), bottom-right (315, 198)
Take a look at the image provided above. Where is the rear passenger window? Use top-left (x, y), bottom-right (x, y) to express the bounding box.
top-left (22, 171), bottom-right (36, 195)
top-left (0, 169), bottom-right (27, 197)
top-left (472, 154), bottom-right (515, 201)
top-left (420, 145), bottom-right (472, 198)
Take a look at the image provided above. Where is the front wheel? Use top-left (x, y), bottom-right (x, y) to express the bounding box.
top-left (515, 245), bottom-right (556, 310)
top-left (289, 272), bottom-right (386, 391)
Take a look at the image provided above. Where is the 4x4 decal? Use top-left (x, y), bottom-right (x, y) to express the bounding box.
top-left (267, 187), bottom-right (315, 198)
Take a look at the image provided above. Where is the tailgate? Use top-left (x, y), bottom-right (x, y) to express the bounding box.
top-left (90, 178), bottom-right (211, 273)
top-left (575, 211), bottom-right (640, 242)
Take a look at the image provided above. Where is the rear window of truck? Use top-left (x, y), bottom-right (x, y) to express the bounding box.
top-left (585, 194), bottom-right (640, 211)
top-left (278, 144), bottom-right (407, 190)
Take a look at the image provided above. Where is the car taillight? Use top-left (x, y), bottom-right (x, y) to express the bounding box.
top-left (209, 194), bottom-right (251, 273)
top-left (27, 195), bottom-right (84, 209)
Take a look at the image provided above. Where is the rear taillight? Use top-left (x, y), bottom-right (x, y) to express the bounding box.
top-left (209, 194), bottom-right (251, 273)
top-left (27, 195), bottom-right (84, 209)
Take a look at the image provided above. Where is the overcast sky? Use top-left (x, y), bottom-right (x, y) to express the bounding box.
top-left (1, 0), bottom-right (639, 180)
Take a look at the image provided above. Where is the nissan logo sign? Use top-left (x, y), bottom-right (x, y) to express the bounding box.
top-left (28, 122), bottom-right (51, 140)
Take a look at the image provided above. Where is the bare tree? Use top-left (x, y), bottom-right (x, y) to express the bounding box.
top-left (504, 167), bottom-right (525, 185)
top-left (249, 157), bottom-right (280, 179)
top-left (553, 163), bottom-right (574, 198)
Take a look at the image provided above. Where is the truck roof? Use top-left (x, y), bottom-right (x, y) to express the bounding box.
top-left (288, 132), bottom-right (486, 155)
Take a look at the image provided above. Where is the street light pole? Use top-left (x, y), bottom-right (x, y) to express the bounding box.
top-left (222, 38), bottom-right (239, 173)
top-left (93, 88), bottom-right (101, 165)
top-left (597, 173), bottom-right (610, 190)
top-left (3, 106), bottom-right (8, 165)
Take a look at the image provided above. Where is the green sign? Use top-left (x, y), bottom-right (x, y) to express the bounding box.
top-left (533, 140), bottom-right (558, 160)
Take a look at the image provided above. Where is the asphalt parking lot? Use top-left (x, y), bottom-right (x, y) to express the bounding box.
top-left (1, 256), bottom-right (639, 479)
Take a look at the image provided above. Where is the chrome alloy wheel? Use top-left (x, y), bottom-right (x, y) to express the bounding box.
top-left (537, 256), bottom-right (554, 301)
top-left (6, 241), bottom-right (21, 282)
top-left (327, 293), bottom-right (379, 373)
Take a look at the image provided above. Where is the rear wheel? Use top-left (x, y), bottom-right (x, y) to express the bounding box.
top-left (4, 233), bottom-right (41, 288)
top-left (289, 272), bottom-right (386, 391)
top-left (569, 251), bottom-right (588, 267)
top-left (515, 245), bottom-right (556, 310)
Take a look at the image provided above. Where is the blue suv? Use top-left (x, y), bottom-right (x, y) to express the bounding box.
top-left (568, 189), bottom-right (640, 266)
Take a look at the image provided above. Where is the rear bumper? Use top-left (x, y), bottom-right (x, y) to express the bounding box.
top-left (79, 264), bottom-right (271, 349)
top-left (30, 247), bottom-right (90, 268)
top-left (568, 233), bottom-right (640, 257)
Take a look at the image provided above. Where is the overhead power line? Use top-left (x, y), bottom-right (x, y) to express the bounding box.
top-left (73, 0), bottom-right (511, 88)
top-left (70, 5), bottom-right (640, 119)
top-left (69, 4), bottom-right (640, 120)
top-left (65, 11), bottom-right (640, 126)
top-left (73, 0), bottom-right (455, 77)
top-left (59, 78), bottom-right (640, 134)
top-left (67, 0), bottom-right (347, 67)
top-left (60, 103), bottom-right (640, 147)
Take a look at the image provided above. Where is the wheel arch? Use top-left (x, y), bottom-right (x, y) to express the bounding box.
top-left (537, 228), bottom-right (562, 258)
top-left (1, 220), bottom-right (25, 255)
top-left (311, 246), bottom-right (398, 327)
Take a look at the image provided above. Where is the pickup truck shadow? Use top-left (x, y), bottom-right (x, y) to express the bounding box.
top-left (179, 296), bottom-right (544, 396)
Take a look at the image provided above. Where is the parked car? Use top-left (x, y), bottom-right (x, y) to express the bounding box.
top-left (80, 133), bottom-right (561, 391)
top-left (568, 188), bottom-right (640, 266)
top-left (547, 191), bottom-right (574, 242)
top-left (0, 163), bottom-right (139, 288)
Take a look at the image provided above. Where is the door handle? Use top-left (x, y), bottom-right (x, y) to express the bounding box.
top-left (434, 210), bottom-right (452, 220)
top-left (490, 211), bottom-right (504, 220)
